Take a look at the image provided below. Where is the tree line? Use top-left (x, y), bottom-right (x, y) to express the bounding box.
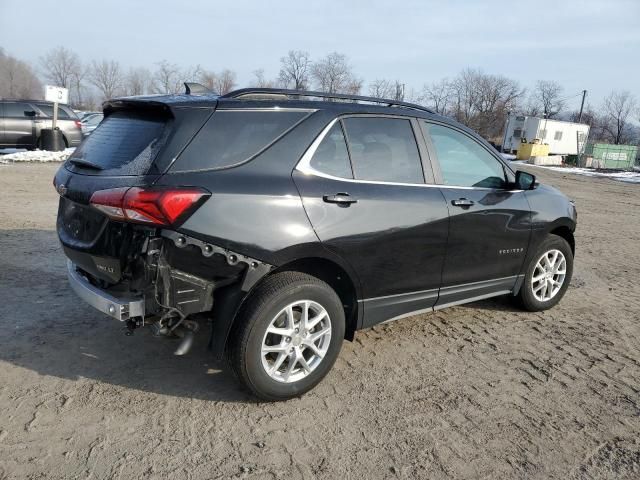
top-left (1, 46), bottom-right (638, 145)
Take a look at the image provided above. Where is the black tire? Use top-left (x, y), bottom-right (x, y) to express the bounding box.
top-left (226, 271), bottom-right (345, 401)
top-left (517, 234), bottom-right (574, 312)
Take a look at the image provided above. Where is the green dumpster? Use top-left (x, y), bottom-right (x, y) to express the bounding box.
top-left (583, 143), bottom-right (638, 170)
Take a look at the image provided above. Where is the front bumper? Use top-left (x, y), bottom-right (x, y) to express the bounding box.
top-left (67, 260), bottom-right (145, 321)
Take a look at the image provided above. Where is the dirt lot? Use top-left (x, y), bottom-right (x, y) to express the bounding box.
top-left (0, 163), bottom-right (638, 479)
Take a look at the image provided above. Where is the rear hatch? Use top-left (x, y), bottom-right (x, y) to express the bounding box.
top-left (55, 98), bottom-right (214, 284)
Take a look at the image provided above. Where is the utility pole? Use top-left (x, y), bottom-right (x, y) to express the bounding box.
top-left (576, 90), bottom-right (588, 166)
top-left (577, 89), bottom-right (587, 123)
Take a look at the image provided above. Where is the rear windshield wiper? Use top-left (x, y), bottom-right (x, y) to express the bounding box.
top-left (69, 158), bottom-right (104, 170)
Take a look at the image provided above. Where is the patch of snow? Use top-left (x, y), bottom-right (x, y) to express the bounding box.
top-left (0, 148), bottom-right (75, 164)
top-left (527, 163), bottom-right (640, 184)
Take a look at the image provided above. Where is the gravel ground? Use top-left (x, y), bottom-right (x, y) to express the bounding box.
top-left (0, 163), bottom-right (639, 479)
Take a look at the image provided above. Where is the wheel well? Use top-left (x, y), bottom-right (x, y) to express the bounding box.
top-left (272, 258), bottom-right (358, 341)
top-left (550, 226), bottom-right (575, 254)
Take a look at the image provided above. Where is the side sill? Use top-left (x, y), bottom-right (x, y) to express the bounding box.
top-left (433, 290), bottom-right (512, 310)
top-left (371, 289), bottom-right (513, 326)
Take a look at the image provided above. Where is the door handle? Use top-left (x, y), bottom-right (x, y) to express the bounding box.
top-left (323, 193), bottom-right (358, 205)
top-left (451, 198), bottom-right (474, 207)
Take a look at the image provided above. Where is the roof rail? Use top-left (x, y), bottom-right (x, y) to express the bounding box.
top-left (220, 88), bottom-right (435, 114)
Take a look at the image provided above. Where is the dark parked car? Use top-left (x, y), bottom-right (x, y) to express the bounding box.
top-left (0, 99), bottom-right (83, 149)
top-left (54, 87), bottom-right (576, 400)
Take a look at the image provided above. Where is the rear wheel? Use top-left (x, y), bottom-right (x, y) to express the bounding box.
top-left (517, 234), bottom-right (573, 311)
top-left (227, 271), bottom-right (345, 401)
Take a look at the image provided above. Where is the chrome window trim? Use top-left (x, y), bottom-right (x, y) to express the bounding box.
top-left (295, 117), bottom-right (523, 192)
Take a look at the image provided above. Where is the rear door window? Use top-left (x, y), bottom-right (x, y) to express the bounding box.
top-left (342, 117), bottom-right (424, 184)
top-left (172, 110), bottom-right (309, 171)
top-left (35, 103), bottom-right (72, 119)
top-left (68, 111), bottom-right (170, 175)
top-left (309, 123), bottom-right (353, 179)
top-left (4, 102), bottom-right (35, 117)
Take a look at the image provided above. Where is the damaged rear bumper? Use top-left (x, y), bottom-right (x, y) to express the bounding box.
top-left (67, 260), bottom-right (145, 321)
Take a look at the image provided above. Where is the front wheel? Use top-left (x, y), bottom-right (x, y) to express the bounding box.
top-left (517, 234), bottom-right (574, 311)
top-left (226, 272), bottom-right (345, 401)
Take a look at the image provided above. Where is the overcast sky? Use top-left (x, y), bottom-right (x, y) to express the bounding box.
top-left (1, 0), bottom-right (638, 109)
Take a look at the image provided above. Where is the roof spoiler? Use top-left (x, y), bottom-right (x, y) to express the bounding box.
top-left (184, 82), bottom-right (213, 95)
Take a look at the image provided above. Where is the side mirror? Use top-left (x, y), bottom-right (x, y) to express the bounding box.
top-left (24, 110), bottom-right (37, 117)
top-left (515, 170), bottom-right (536, 190)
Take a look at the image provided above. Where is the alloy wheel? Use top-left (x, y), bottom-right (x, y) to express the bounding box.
top-left (531, 249), bottom-right (567, 302)
top-left (260, 300), bottom-right (332, 383)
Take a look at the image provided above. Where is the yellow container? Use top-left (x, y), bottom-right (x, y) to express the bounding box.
top-left (517, 143), bottom-right (549, 160)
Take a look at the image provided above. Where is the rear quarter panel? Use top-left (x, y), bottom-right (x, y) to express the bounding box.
top-left (160, 109), bottom-right (337, 267)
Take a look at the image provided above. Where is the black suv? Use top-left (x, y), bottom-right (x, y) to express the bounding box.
top-left (0, 100), bottom-right (83, 149)
top-left (54, 86), bottom-right (576, 400)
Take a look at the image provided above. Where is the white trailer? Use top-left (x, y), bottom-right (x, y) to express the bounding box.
top-left (501, 113), bottom-right (590, 155)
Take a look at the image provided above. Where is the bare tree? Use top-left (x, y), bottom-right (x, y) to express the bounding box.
top-left (39, 46), bottom-right (80, 88)
top-left (448, 68), bottom-right (524, 140)
top-left (344, 77), bottom-right (363, 96)
top-left (403, 86), bottom-right (421, 104)
top-left (601, 90), bottom-right (637, 145)
top-left (153, 60), bottom-right (182, 94)
top-left (214, 69), bottom-right (237, 95)
top-left (198, 69), bottom-right (217, 92)
top-left (67, 63), bottom-right (95, 108)
top-left (526, 80), bottom-right (565, 118)
top-left (182, 64), bottom-right (204, 84)
top-left (420, 79), bottom-right (451, 114)
top-left (252, 69), bottom-right (276, 88)
top-left (0, 48), bottom-right (42, 98)
top-left (311, 52), bottom-right (361, 94)
top-left (279, 50), bottom-right (310, 90)
top-left (89, 60), bottom-right (123, 101)
top-left (39, 46), bottom-right (87, 105)
top-left (124, 67), bottom-right (152, 96)
top-left (368, 79), bottom-right (395, 99)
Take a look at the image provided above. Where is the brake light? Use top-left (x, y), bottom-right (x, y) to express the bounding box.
top-left (90, 187), bottom-right (209, 226)
top-left (74, 120), bottom-right (82, 129)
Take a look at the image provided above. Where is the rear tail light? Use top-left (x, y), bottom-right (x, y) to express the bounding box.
top-left (74, 120), bottom-right (82, 129)
top-left (90, 187), bottom-right (210, 226)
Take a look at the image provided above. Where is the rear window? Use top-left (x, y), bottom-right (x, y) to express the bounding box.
top-left (172, 110), bottom-right (308, 171)
top-left (68, 111), bottom-right (169, 175)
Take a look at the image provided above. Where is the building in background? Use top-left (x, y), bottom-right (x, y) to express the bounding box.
top-left (502, 113), bottom-right (590, 155)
